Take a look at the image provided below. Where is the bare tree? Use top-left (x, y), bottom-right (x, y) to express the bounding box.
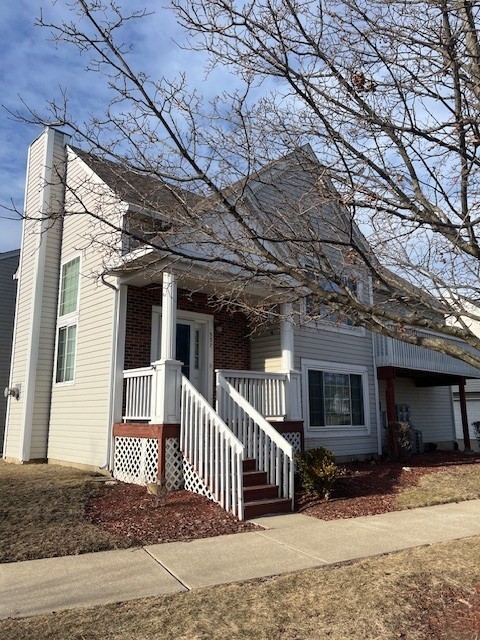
top-left (8, 0), bottom-right (480, 366)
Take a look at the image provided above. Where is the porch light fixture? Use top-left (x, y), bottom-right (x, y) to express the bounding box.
top-left (4, 386), bottom-right (20, 400)
top-left (215, 325), bottom-right (223, 334)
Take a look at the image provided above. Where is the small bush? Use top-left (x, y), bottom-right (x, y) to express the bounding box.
top-left (387, 421), bottom-right (412, 461)
top-left (473, 421), bottom-right (480, 441)
top-left (294, 447), bottom-right (337, 499)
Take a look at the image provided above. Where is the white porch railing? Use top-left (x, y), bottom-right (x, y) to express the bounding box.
top-left (216, 371), bottom-right (295, 505)
top-left (123, 367), bottom-right (154, 421)
top-left (374, 329), bottom-right (480, 378)
top-left (219, 369), bottom-right (302, 420)
top-left (180, 375), bottom-right (245, 519)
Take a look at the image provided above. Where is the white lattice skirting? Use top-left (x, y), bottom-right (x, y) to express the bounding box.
top-left (165, 438), bottom-right (184, 491)
top-left (183, 458), bottom-right (217, 503)
top-left (283, 431), bottom-right (302, 454)
top-left (113, 437), bottom-right (159, 485)
top-left (113, 436), bottom-right (186, 489)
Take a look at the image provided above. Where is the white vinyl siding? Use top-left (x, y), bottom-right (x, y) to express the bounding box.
top-left (296, 326), bottom-right (379, 458)
top-left (4, 129), bottom-right (67, 461)
top-left (453, 398), bottom-right (480, 447)
top-left (250, 330), bottom-right (283, 372)
top-left (47, 150), bottom-right (122, 468)
top-left (378, 378), bottom-right (456, 445)
top-left (250, 322), bottom-right (379, 458)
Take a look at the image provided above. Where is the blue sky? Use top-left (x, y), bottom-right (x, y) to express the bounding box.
top-left (0, 1), bottom-right (218, 253)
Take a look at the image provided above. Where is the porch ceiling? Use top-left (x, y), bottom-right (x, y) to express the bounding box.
top-left (108, 248), bottom-right (272, 302)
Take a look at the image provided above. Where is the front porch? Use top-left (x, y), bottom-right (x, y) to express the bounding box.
top-left (374, 330), bottom-right (480, 452)
top-left (112, 271), bottom-right (303, 520)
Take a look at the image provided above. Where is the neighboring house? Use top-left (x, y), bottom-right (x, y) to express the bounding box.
top-left (448, 308), bottom-right (480, 450)
top-left (4, 127), bottom-right (480, 519)
top-left (453, 379), bottom-right (480, 450)
top-left (0, 249), bottom-right (20, 453)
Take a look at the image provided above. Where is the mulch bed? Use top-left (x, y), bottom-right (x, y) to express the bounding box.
top-left (86, 484), bottom-right (259, 546)
top-left (296, 450), bottom-right (480, 520)
top-left (86, 451), bottom-right (480, 546)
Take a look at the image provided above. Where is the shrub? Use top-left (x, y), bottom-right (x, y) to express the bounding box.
top-left (387, 421), bottom-right (412, 461)
top-left (473, 421), bottom-right (480, 442)
top-left (294, 447), bottom-right (337, 499)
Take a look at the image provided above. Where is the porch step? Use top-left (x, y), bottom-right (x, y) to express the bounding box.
top-left (242, 458), bottom-right (257, 472)
top-left (243, 497), bottom-right (293, 520)
top-left (242, 470), bottom-right (268, 486)
top-left (243, 483), bottom-right (279, 502)
top-left (242, 459), bottom-right (293, 519)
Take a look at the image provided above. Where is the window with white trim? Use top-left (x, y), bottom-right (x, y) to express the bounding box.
top-left (55, 256), bottom-right (80, 383)
top-left (303, 360), bottom-right (369, 430)
top-left (305, 275), bottom-right (359, 328)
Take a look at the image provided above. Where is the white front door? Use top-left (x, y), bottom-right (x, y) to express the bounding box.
top-left (151, 308), bottom-right (214, 402)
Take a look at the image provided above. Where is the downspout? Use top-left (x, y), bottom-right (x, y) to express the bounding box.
top-left (372, 332), bottom-right (383, 457)
top-left (100, 274), bottom-right (119, 472)
top-left (369, 278), bottom-right (383, 457)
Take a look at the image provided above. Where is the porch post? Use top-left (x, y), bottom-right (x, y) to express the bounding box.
top-left (385, 377), bottom-right (396, 423)
top-left (280, 303), bottom-right (295, 372)
top-left (384, 370), bottom-right (397, 458)
top-left (160, 271), bottom-right (177, 360)
top-left (458, 377), bottom-right (472, 451)
top-left (280, 303), bottom-right (302, 421)
top-left (150, 271), bottom-right (182, 424)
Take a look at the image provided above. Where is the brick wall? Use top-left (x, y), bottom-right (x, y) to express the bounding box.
top-left (124, 284), bottom-right (251, 371)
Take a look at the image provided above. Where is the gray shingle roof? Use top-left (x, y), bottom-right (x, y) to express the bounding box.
top-left (70, 147), bottom-right (202, 214)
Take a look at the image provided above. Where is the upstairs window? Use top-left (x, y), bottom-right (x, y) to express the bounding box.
top-left (59, 257), bottom-right (80, 315)
top-left (305, 274), bottom-right (359, 328)
top-left (56, 256), bottom-right (80, 383)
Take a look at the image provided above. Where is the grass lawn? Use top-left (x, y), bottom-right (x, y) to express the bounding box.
top-left (1, 537), bottom-right (479, 639)
top-left (2, 455), bottom-right (480, 563)
top-left (0, 461), bottom-right (134, 563)
top-left (397, 465), bottom-right (480, 509)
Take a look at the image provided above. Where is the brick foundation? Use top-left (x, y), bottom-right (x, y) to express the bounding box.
top-left (124, 284), bottom-right (251, 371)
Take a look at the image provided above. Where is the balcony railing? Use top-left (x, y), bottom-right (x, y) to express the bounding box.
top-left (122, 366), bottom-right (302, 422)
top-left (374, 329), bottom-right (480, 378)
top-left (123, 367), bottom-right (154, 421)
top-left (218, 369), bottom-right (302, 420)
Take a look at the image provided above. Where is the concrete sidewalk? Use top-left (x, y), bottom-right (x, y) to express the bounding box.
top-left (2, 499), bottom-right (480, 620)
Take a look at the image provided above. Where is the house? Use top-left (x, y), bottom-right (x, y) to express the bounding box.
top-left (4, 127), bottom-right (480, 519)
top-left (452, 379), bottom-right (480, 450)
top-left (0, 249), bottom-right (20, 453)
top-left (447, 308), bottom-right (480, 451)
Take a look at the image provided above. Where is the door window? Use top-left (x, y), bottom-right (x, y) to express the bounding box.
top-left (176, 322), bottom-right (191, 379)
